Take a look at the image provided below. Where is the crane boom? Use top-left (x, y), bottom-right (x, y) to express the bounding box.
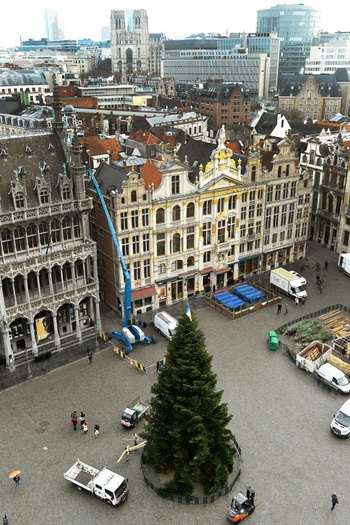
top-left (87, 169), bottom-right (131, 327)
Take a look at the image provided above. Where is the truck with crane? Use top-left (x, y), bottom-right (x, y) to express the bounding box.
top-left (86, 169), bottom-right (155, 352)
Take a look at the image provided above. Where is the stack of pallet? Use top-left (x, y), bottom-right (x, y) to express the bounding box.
top-left (319, 310), bottom-right (350, 338)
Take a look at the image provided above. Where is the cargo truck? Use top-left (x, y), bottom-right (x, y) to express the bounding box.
top-left (153, 312), bottom-right (178, 340)
top-left (270, 268), bottom-right (307, 299)
top-left (121, 396), bottom-right (150, 428)
top-left (338, 253), bottom-right (350, 277)
top-left (64, 459), bottom-right (129, 505)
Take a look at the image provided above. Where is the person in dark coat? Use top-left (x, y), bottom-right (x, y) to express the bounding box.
top-left (277, 302), bottom-right (282, 314)
top-left (331, 492), bottom-right (339, 510)
top-left (71, 411), bottom-right (78, 430)
top-left (325, 260), bottom-right (329, 271)
top-left (13, 474), bottom-right (20, 488)
top-left (79, 412), bottom-right (86, 429)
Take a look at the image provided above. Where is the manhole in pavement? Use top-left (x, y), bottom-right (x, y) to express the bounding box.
top-left (40, 421), bottom-right (50, 427)
top-left (35, 427), bottom-right (45, 434)
top-left (154, 511), bottom-right (164, 520)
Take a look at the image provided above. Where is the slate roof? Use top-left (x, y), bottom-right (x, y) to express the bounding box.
top-left (177, 136), bottom-right (217, 182)
top-left (0, 67), bottom-right (48, 86)
top-left (192, 82), bottom-right (250, 101)
top-left (91, 162), bottom-right (129, 196)
top-left (280, 73), bottom-right (342, 98)
top-left (334, 68), bottom-right (350, 83)
top-left (249, 112), bottom-right (279, 135)
top-left (0, 131), bottom-right (67, 212)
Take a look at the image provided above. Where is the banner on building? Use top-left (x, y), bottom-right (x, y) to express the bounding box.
top-left (36, 317), bottom-right (50, 341)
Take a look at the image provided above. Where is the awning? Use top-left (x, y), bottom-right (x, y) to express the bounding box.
top-left (264, 245), bottom-right (293, 254)
top-left (178, 271), bottom-right (197, 279)
top-left (239, 254), bottom-right (262, 262)
top-left (200, 267), bottom-right (213, 275)
top-left (215, 267), bottom-right (231, 275)
top-left (131, 285), bottom-right (157, 300)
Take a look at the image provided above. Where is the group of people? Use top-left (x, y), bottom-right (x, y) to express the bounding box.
top-left (294, 296), bottom-right (306, 308)
top-left (70, 411), bottom-right (99, 437)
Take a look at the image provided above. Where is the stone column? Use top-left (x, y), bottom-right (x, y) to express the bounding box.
top-left (75, 305), bottom-right (82, 342)
top-left (29, 320), bottom-right (38, 355)
top-left (52, 312), bottom-right (60, 349)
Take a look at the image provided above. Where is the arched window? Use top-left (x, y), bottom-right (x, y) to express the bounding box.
top-left (285, 164), bottom-right (290, 177)
top-left (2, 228), bottom-right (14, 254)
top-left (187, 256), bottom-right (195, 267)
top-left (310, 151), bottom-right (315, 164)
top-left (27, 223), bottom-right (38, 248)
top-left (62, 217), bottom-right (72, 240)
top-left (39, 222), bottom-right (49, 246)
top-left (15, 192), bottom-right (25, 208)
top-left (334, 155), bottom-right (338, 166)
top-left (173, 233), bottom-right (181, 253)
top-left (186, 202), bottom-right (195, 218)
top-left (172, 205), bottom-right (181, 221)
top-left (40, 188), bottom-right (50, 204)
top-left (156, 208), bottom-right (165, 224)
top-left (277, 166), bottom-right (282, 178)
top-left (73, 215), bottom-right (81, 238)
top-left (62, 185), bottom-right (71, 201)
top-left (51, 219), bottom-right (61, 243)
top-left (14, 226), bottom-right (26, 251)
top-left (251, 165), bottom-right (256, 182)
top-left (131, 190), bottom-right (137, 202)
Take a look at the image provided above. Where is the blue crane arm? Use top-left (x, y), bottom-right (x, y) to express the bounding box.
top-left (87, 169), bottom-right (131, 327)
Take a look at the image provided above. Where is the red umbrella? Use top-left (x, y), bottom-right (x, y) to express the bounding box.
top-left (9, 469), bottom-right (21, 479)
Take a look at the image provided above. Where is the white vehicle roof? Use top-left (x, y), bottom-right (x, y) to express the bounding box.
top-left (123, 407), bottom-right (134, 416)
top-left (95, 467), bottom-right (125, 491)
top-left (154, 312), bottom-right (178, 325)
top-left (337, 398), bottom-right (350, 417)
top-left (318, 362), bottom-right (345, 379)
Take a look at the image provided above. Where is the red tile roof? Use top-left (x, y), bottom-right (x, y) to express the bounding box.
top-left (79, 136), bottom-right (123, 162)
top-left (129, 129), bottom-right (161, 145)
top-left (141, 159), bottom-right (162, 189)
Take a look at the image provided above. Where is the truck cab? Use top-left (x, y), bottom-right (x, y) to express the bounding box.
top-left (93, 468), bottom-right (128, 505)
top-left (121, 407), bottom-right (138, 427)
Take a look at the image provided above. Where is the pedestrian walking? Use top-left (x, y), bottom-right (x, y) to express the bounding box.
top-left (13, 474), bottom-right (20, 489)
top-left (79, 411), bottom-right (86, 429)
top-left (133, 432), bottom-right (138, 446)
top-left (94, 424), bottom-right (100, 438)
top-left (295, 297), bottom-right (299, 307)
top-left (125, 445), bottom-right (130, 462)
top-left (277, 302), bottom-right (282, 314)
top-left (301, 297), bottom-right (306, 309)
top-left (319, 281), bottom-right (323, 294)
top-left (2, 514), bottom-right (9, 525)
top-left (284, 303), bottom-right (288, 315)
top-left (156, 361), bottom-right (160, 373)
top-left (331, 492), bottom-right (339, 510)
top-left (83, 421), bottom-right (89, 435)
top-left (87, 347), bottom-right (92, 364)
top-left (325, 260), bottom-right (329, 271)
top-left (316, 275), bottom-right (320, 284)
top-left (71, 410), bottom-right (78, 430)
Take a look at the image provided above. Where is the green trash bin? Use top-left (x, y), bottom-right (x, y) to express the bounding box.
top-left (268, 330), bottom-right (279, 350)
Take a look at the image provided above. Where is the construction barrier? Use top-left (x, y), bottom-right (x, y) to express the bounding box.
top-left (113, 346), bottom-right (148, 373)
top-left (98, 331), bottom-right (109, 342)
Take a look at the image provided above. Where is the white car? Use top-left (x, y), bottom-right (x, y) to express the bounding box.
top-left (289, 270), bottom-right (307, 285)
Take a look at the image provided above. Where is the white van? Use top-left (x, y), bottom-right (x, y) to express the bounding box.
top-left (153, 312), bottom-right (178, 340)
top-left (331, 399), bottom-right (350, 437)
top-left (316, 363), bottom-right (350, 394)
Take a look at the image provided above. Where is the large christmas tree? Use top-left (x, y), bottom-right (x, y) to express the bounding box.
top-left (143, 308), bottom-right (236, 496)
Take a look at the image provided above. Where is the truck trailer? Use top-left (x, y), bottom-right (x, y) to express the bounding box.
top-left (64, 459), bottom-right (129, 505)
top-left (270, 268), bottom-right (307, 299)
top-left (338, 253), bottom-right (350, 277)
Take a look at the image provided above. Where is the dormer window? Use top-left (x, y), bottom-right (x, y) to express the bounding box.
top-left (62, 185), bottom-right (71, 201)
top-left (15, 192), bottom-right (25, 209)
top-left (40, 188), bottom-right (50, 205)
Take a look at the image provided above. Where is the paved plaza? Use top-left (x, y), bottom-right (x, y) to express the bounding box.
top-left (1, 241), bottom-right (350, 524)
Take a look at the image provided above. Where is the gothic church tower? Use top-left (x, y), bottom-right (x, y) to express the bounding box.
top-left (111, 9), bottom-right (150, 77)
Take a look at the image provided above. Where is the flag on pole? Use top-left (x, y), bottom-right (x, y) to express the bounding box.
top-left (186, 304), bottom-right (192, 321)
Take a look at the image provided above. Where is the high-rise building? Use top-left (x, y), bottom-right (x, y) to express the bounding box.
top-left (43, 9), bottom-right (64, 41)
top-left (257, 4), bottom-right (321, 76)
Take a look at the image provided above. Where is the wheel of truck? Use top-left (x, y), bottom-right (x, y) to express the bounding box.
top-left (106, 500), bottom-right (112, 505)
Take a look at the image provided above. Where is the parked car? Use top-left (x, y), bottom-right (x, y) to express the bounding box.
top-left (289, 270), bottom-right (307, 285)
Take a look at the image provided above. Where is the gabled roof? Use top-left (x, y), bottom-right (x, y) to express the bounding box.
top-left (79, 135), bottom-right (123, 162)
top-left (334, 68), bottom-right (350, 83)
top-left (141, 159), bottom-right (162, 189)
top-left (128, 129), bottom-right (162, 145)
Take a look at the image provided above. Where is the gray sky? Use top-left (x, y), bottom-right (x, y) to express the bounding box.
top-left (1, 0), bottom-right (348, 48)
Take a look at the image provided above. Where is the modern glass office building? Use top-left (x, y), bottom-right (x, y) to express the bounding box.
top-left (257, 4), bottom-right (321, 76)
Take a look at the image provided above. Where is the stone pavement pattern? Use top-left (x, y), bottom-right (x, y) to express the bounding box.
top-left (1, 241), bottom-right (350, 525)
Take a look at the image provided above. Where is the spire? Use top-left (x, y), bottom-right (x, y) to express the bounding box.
top-left (51, 74), bottom-right (63, 132)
